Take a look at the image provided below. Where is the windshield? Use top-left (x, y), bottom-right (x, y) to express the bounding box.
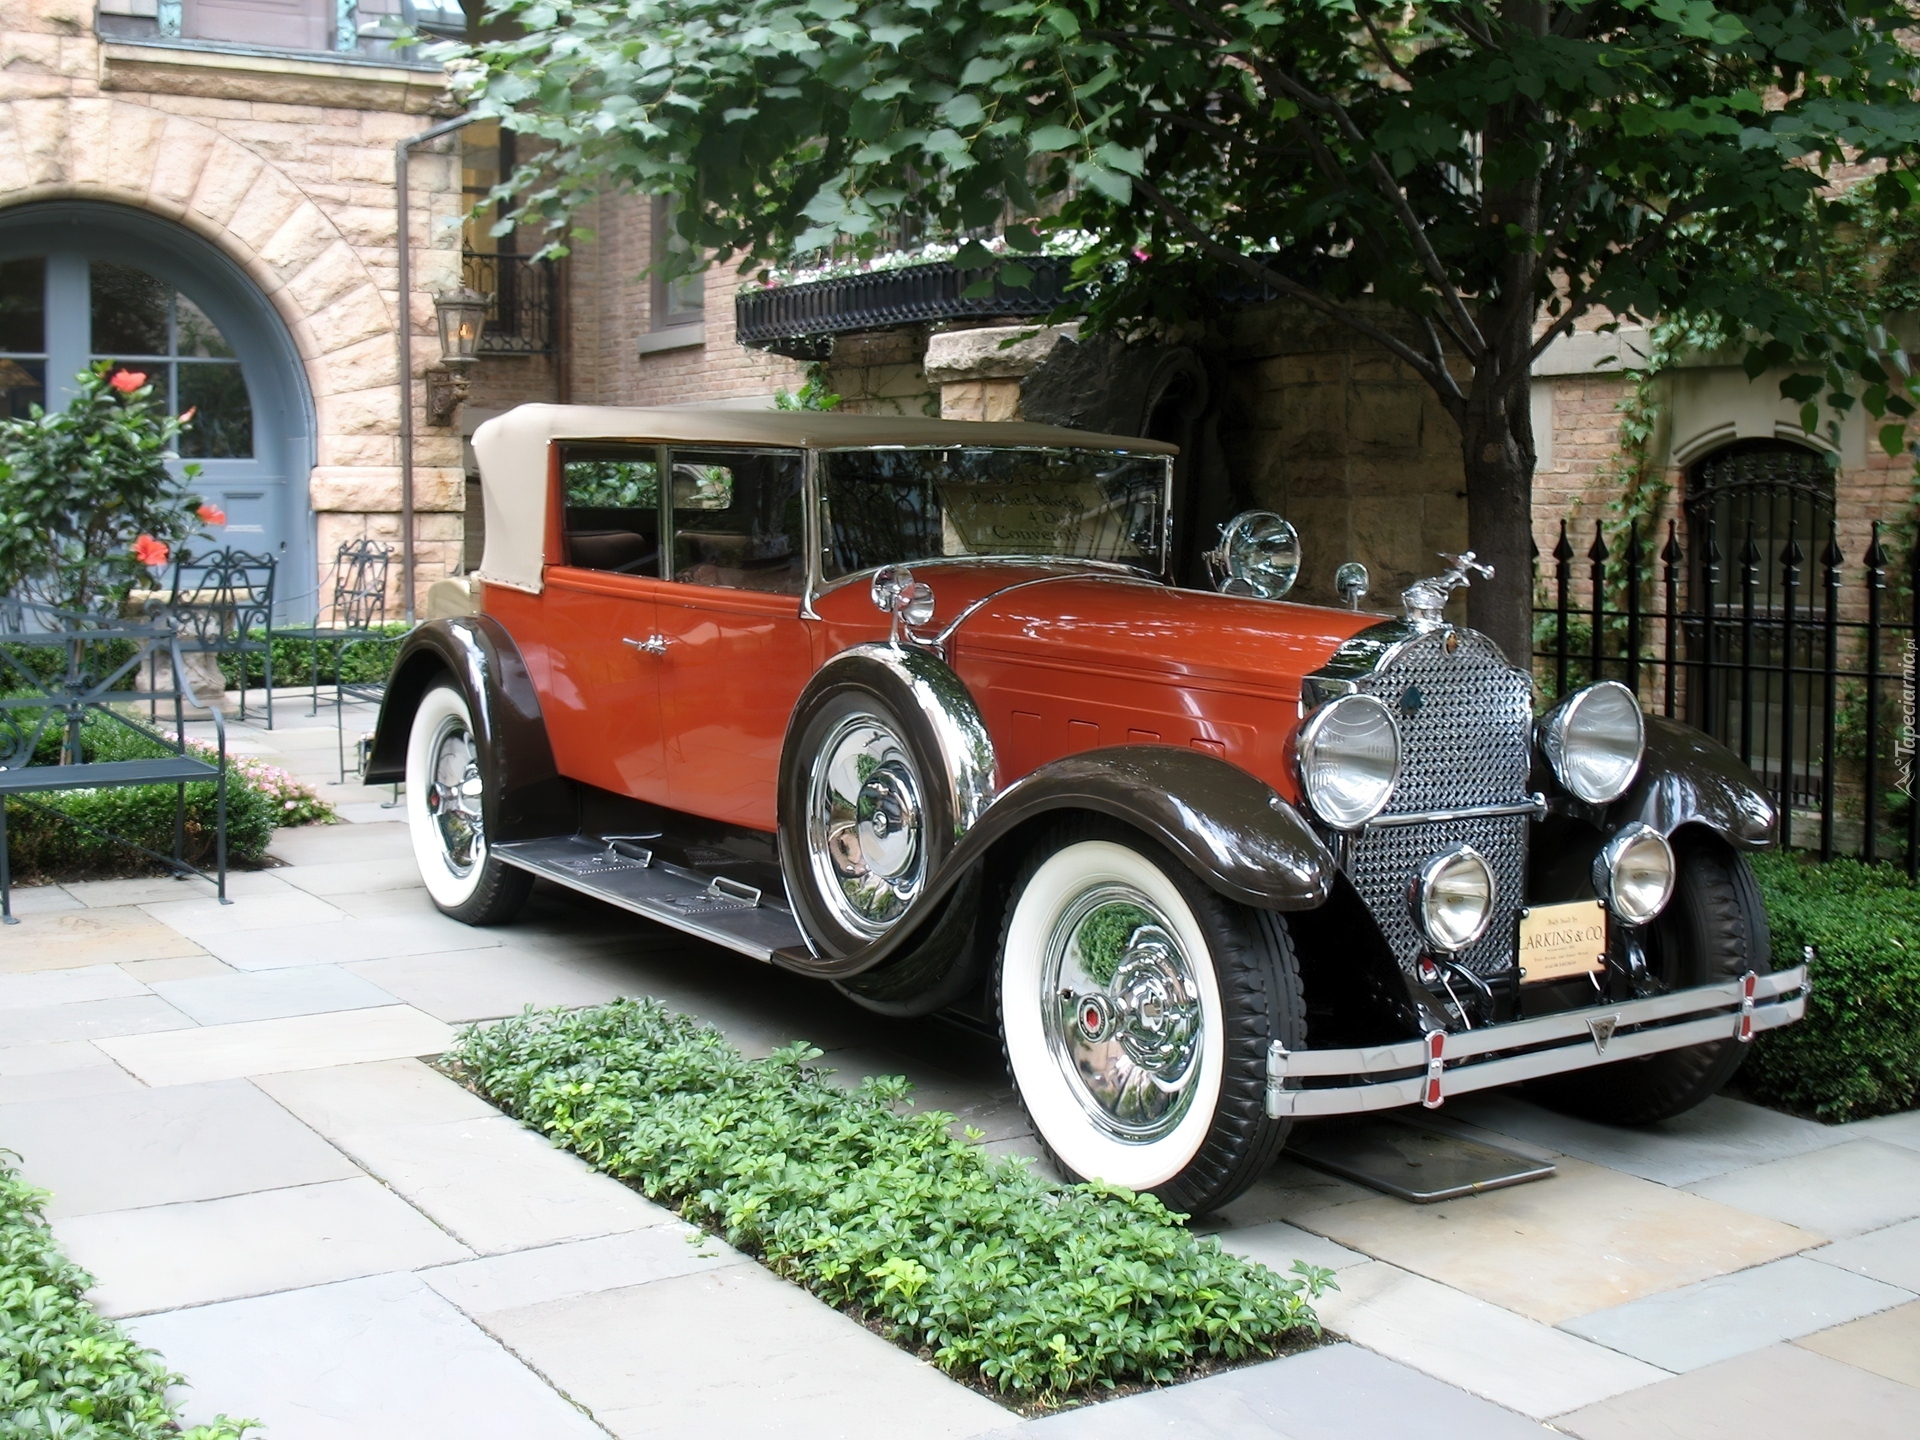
top-left (819, 447), bottom-right (1168, 580)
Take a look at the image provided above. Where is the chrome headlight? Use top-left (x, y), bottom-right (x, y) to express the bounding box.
top-left (1593, 823), bottom-right (1675, 925)
top-left (1541, 681), bottom-right (1644, 804)
top-left (1297, 693), bottom-right (1401, 829)
top-left (1410, 844), bottom-right (1496, 953)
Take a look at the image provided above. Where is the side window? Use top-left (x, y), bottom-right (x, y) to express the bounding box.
top-left (560, 444), bottom-right (660, 575)
top-left (668, 448), bottom-right (807, 595)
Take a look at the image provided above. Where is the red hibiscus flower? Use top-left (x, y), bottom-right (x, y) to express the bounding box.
top-left (196, 503), bottom-right (227, 526)
top-left (179, 406), bottom-right (197, 424)
top-left (108, 370), bottom-right (147, 394)
top-left (134, 534), bottom-right (169, 566)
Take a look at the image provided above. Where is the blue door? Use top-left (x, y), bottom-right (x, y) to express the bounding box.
top-left (0, 203), bottom-right (315, 619)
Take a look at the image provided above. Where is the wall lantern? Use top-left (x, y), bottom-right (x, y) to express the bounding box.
top-left (425, 286), bottom-right (489, 424)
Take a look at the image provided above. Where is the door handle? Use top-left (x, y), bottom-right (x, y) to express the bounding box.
top-left (623, 635), bottom-right (670, 656)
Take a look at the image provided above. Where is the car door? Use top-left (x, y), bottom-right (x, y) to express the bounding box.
top-left (540, 444), bottom-right (670, 804)
top-left (654, 447), bottom-right (815, 830)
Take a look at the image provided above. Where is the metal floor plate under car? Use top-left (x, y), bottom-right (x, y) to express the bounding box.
top-left (492, 836), bottom-right (806, 961)
top-left (1287, 1116), bottom-right (1556, 1203)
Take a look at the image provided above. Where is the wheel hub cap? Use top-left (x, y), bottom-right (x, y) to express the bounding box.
top-left (1045, 887), bottom-right (1204, 1142)
top-left (808, 714), bottom-right (927, 935)
top-left (429, 719), bottom-right (484, 877)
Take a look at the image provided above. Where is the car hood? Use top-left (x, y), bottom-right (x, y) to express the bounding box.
top-left (827, 563), bottom-right (1384, 702)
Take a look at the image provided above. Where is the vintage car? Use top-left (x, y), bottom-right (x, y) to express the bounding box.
top-left (366, 405), bottom-right (1808, 1213)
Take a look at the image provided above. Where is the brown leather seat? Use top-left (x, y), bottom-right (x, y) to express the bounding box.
top-left (567, 530), bottom-right (656, 572)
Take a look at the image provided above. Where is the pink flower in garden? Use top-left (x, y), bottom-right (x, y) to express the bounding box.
top-left (197, 504), bottom-right (227, 526)
top-left (133, 534), bottom-right (169, 566)
top-left (109, 370), bottom-right (147, 394)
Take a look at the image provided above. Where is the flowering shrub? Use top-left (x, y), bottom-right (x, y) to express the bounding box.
top-left (178, 739), bottom-right (335, 827)
top-left (0, 363), bottom-right (220, 613)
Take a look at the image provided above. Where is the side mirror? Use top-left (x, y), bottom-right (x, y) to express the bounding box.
top-left (1335, 561), bottom-right (1369, 610)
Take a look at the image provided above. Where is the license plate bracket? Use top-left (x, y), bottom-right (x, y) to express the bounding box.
top-left (1517, 900), bottom-right (1608, 984)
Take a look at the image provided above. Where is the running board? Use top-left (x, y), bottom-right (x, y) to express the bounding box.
top-left (492, 835), bottom-right (806, 962)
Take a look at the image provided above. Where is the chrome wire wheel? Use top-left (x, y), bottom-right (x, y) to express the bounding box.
top-left (426, 714), bottom-right (485, 877)
top-left (805, 711), bottom-right (928, 938)
top-left (1043, 884), bottom-right (1206, 1143)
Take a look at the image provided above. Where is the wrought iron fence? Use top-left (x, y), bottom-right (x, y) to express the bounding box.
top-left (460, 251), bottom-right (557, 355)
top-left (1533, 515), bottom-right (1920, 876)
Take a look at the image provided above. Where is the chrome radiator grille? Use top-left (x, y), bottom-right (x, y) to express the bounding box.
top-left (1336, 627), bottom-right (1535, 979)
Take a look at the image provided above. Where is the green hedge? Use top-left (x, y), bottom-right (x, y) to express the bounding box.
top-left (1746, 853), bottom-right (1920, 1122)
top-left (2, 1157), bottom-right (252, 1438)
top-left (0, 713), bottom-right (325, 882)
top-left (449, 1000), bottom-right (1325, 1403)
top-left (216, 624), bottom-right (408, 690)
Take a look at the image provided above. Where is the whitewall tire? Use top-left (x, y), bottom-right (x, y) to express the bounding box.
top-left (997, 824), bottom-right (1305, 1215)
top-left (405, 681), bottom-right (531, 925)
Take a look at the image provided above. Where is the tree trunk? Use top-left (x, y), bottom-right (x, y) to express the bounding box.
top-left (1459, 370), bottom-right (1537, 666)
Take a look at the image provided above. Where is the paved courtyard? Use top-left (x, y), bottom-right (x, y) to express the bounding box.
top-left (1, 698), bottom-right (1917, 1439)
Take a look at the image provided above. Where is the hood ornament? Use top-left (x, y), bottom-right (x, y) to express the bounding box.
top-left (1403, 551), bottom-right (1492, 630)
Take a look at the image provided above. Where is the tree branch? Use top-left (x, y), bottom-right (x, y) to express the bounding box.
top-left (1131, 174), bottom-right (1465, 418)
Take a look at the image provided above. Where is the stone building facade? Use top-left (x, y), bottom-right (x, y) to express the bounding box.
top-left (0, 0), bottom-right (466, 620)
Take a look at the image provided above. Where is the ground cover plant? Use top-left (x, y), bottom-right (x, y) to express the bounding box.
top-left (1, 711), bottom-right (333, 882)
top-left (1, 1156), bottom-right (251, 1439)
top-left (448, 999), bottom-right (1326, 1404)
top-left (1746, 853), bottom-right (1920, 1121)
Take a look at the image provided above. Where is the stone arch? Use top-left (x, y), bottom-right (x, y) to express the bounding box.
top-left (0, 97), bottom-right (403, 449)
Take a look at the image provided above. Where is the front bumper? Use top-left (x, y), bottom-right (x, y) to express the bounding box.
top-left (1266, 964), bottom-right (1809, 1118)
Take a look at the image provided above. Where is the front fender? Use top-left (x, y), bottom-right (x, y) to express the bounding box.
top-left (364, 617), bottom-right (573, 844)
top-left (777, 745), bottom-right (1334, 980)
top-left (1606, 713), bottom-right (1776, 849)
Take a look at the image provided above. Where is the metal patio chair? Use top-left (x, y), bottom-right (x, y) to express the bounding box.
top-left (165, 547), bottom-right (277, 729)
top-left (278, 538), bottom-right (398, 781)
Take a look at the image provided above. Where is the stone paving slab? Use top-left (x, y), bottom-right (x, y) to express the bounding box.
top-left (255, 1057), bottom-right (499, 1134)
top-left (0, 906), bottom-right (206, 970)
top-left (1209, 1221), bottom-right (1371, 1276)
top-left (983, 1343), bottom-right (1554, 1438)
top-left (478, 1262), bottom-right (1009, 1440)
top-left (0, 994), bottom-right (194, 1047)
top-left (424, 1226), bottom-right (737, 1315)
top-left (62, 872), bottom-right (300, 908)
top-left (1809, 1217), bottom-right (1920, 1292)
top-left (121, 955), bottom-right (236, 983)
top-left (1555, 1341), bottom-right (1920, 1439)
top-left (0, 964), bottom-right (148, 1007)
top-left (150, 966), bottom-right (399, 1025)
top-left (0, 1037), bottom-right (144, 1102)
top-left (1290, 1158), bottom-right (1817, 1324)
top-left (128, 1272), bottom-right (613, 1440)
top-left (275, 859), bottom-right (430, 897)
top-left (326, 1114), bottom-right (671, 1255)
top-left (1212, 1159), bottom-right (1376, 1230)
top-left (1854, 1108), bottom-right (1920, 1154)
top-left (1684, 1139), bottom-right (1920, 1239)
top-left (0, 1079), bottom-right (359, 1217)
top-left (1794, 1298), bottom-right (1920, 1388)
top-left (1446, 1093), bottom-right (1848, 1186)
top-left (1309, 1261), bottom-right (1668, 1419)
top-left (203, 913), bottom-right (507, 970)
top-left (140, 891), bottom-right (349, 940)
top-left (59, 1177), bottom-right (472, 1317)
top-left (345, 946), bottom-right (634, 1024)
top-left (2, 884), bottom-right (84, 914)
top-left (265, 821), bottom-right (414, 867)
top-left (1560, 1255), bottom-right (1916, 1371)
top-left (98, 1005), bottom-right (454, 1086)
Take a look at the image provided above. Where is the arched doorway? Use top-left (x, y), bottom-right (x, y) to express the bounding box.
top-left (0, 202), bottom-right (315, 619)
top-left (1684, 438), bottom-right (1837, 812)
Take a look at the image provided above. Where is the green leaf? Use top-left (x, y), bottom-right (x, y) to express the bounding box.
top-left (1880, 423), bottom-right (1907, 456)
top-left (1027, 124), bottom-right (1079, 151)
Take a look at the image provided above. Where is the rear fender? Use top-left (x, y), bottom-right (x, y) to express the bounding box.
top-left (364, 618), bottom-right (574, 843)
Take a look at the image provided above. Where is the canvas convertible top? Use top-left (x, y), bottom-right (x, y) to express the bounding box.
top-left (469, 404), bottom-right (1179, 594)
